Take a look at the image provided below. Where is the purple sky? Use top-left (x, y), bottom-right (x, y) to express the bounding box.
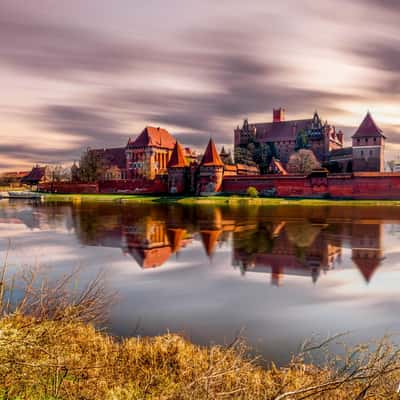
top-left (1, 0), bottom-right (400, 170)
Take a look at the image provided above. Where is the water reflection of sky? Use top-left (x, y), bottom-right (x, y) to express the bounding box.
top-left (1, 199), bottom-right (400, 364)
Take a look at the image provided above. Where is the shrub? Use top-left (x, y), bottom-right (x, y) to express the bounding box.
top-left (246, 186), bottom-right (259, 197)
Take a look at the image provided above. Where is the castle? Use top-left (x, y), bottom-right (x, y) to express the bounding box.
top-left (234, 108), bottom-right (385, 173)
top-left (37, 107), bottom-right (400, 199)
top-left (88, 109), bottom-right (386, 192)
top-left (83, 125), bottom-right (257, 195)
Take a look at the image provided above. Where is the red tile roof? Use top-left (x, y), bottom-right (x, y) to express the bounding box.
top-left (253, 118), bottom-right (313, 141)
top-left (329, 147), bottom-right (353, 157)
top-left (168, 141), bottom-right (187, 168)
top-left (201, 138), bottom-right (224, 167)
top-left (1, 171), bottom-right (30, 178)
top-left (352, 256), bottom-right (381, 283)
top-left (91, 147), bottom-right (126, 169)
top-left (352, 112), bottom-right (385, 139)
top-left (167, 228), bottom-right (186, 253)
top-left (128, 126), bottom-right (176, 149)
top-left (21, 167), bottom-right (46, 184)
top-left (129, 246), bottom-right (172, 268)
top-left (270, 157), bottom-right (288, 175)
top-left (200, 229), bottom-right (222, 257)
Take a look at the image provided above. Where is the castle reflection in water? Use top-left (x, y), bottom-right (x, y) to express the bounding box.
top-left (1, 201), bottom-right (390, 285)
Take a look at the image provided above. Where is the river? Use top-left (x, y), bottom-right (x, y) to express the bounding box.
top-left (1, 198), bottom-right (400, 364)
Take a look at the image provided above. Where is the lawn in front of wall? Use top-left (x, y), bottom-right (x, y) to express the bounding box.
top-left (40, 193), bottom-right (400, 206)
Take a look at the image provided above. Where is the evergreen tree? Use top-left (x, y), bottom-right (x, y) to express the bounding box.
top-left (234, 146), bottom-right (255, 166)
top-left (295, 129), bottom-right (309, 151)
top-left (253, 143), bottom-right (272, 174)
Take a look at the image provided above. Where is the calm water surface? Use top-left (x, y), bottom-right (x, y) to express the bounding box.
top-left (1, 198), bottom-right (400, 364)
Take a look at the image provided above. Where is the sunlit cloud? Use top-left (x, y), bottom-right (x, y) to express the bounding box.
top-left (1, 0), bottom-right (400, 169)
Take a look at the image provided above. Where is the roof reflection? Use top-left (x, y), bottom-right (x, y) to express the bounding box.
top-left (0, 201), bottom-right (390, 284)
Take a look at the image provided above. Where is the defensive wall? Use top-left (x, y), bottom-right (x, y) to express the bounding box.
top-left (39, 182), bottom-right (99, 194)
top-left (39, 178), bottom-right (167, 194)
top-left (39, 173), bottom-right (400, 200)
top-left (222, 173), bottom-right (400, 199)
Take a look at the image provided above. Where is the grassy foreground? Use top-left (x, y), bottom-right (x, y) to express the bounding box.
top-left (1, 315), bottom-right (400, 399)
top-left (1, 270), bottom-right (400, 399)
top-left (40, 192), bottom-right (400, 207)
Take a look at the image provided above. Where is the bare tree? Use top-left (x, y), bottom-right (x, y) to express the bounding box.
top-left (387, 160), bottom-right (396, 172)
top-left (79, 149), bottom-right (105, 182)
top-left (287, 149), bottom-right (321, 175)
top-left (47, 164), bottom-right (71, 183)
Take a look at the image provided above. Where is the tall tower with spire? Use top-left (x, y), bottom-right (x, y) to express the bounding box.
top-left (167, 141), bottom-right (187, 194)
top-left (352, 112), bottom-right (385, 172)
top-left (198, 138), bottom-right (224, 194)
top-left (351, 223), bottom-right (383, 283)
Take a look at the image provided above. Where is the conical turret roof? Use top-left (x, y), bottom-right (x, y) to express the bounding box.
top-left (352, 254), bottom-right (382, 283)
top-left (201, 138), bottom-right (224, 167)
top-left (352, 112), bottom-right (385, 139)
top-left (168, 141), bottom-right (187, 168)
top-left (167, 228), bottom-right (186, 253)
top-left (220, 146), bottom-right (228, 156)
top-left (200, 229), bottom-right (222, 257)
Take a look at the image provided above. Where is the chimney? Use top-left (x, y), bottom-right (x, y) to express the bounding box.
top-left (273, 108), bottom-right (285, 123)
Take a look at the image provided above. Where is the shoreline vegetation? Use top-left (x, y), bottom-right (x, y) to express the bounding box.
top-left (38, 192), bottom-right (400, 207)
top-left (1, 268), bottom-right (400, 399)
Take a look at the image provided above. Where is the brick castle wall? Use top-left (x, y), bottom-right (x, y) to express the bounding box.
top-left (223, 173), bottom-right (400, 199)
top-left (39, 182), bottom-right (99, 193)
top-left (40, 173), bottom-right (400, 200)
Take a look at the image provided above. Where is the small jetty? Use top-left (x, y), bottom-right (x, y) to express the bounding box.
top-left (7, 191), bottom-right (42, 199)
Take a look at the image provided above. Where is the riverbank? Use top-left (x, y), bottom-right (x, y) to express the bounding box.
top-left (39, 192), bottom-right (400, 207)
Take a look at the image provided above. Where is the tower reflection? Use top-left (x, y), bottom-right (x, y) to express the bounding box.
top-left (2, 201), bottom-right (389, 285)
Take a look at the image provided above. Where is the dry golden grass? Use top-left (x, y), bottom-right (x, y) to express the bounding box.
top-left (0, 315), bottom-right (400, 399)
top-left (1, 261), bottom-right (400, 399)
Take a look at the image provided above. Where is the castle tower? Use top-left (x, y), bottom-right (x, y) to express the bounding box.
top-left (198, 138), bottom-right (224, 194)
top-left (234, 119), bottom-right (256, 147)
top-left (273, 107), bottom-right (285, 123)
top-left (351, 223), bottom-right (384, 283)
top-left (200, 229), bottom-right (222, 258)
top-left (219, 146), bottom-right (233, 165)
top-left (352, 112), bottom-right (385, 172)
top-left (167, 141), bottom-right (187, 194)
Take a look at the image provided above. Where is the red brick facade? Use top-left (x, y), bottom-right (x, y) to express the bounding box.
top-left (42, 172), bottom-right (400, 200)
top-left (223, 172), bottom-right (400, 199)
top-left (234, 109), bottom-right (343, 164)
top-left (351, 113), bottom-right (385, 172)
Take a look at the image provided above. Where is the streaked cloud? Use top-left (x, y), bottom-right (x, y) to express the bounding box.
top-left (1, 0), bottom-right (400, 169)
